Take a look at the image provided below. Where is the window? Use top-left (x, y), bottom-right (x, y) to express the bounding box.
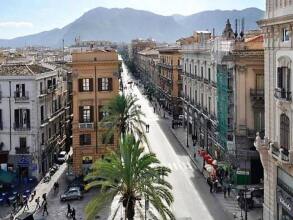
top-left (201, 67), bottom-right (204, 78)
top-left (283, 28), bottom-right (290, 42)
top-left (78, 78), bottom-right (93, 92)
top-left (98, 78), bottom-right (113, 91)
top-left (15, 84), bottom-right (26, 97)
top-left (0, 109), bottom-right (2, 130)
top-left (40, 106), bottom-right (44, 122)
top-left (256, 74), bottom-right (264, 90)
top-left (280, 114), bottom-right (290, 150)
top-left (79, 106), bottom-right (93, 123)
top-left (208, 68), bottom-right (211, 81)
top-left (98, 106), bottom-right (108, 121)
top-left (41, 133), bottom-right (44, 145)
top-left (20, 137), bottom-right (27, 148)
top-left (208, 97), bottom-right (211, 113)
top-left (80, 134), bottom-right (91, 145)
top-left (14, 109), bottom-right (30, 129)
top-left (254, 110), bottom-right (265, 133)
top-left (201, 93), bottom-right (204, 106)
top-left (49, 128), bottom-right (51, 138)
top-left (40, 82), bottom-right (43, 94)
top-left (194, 65), bottom-right (197, 75)
top-left (277, 67), bottom-right (290, 90)
top-left (195, 90), bottom-right (197, 104)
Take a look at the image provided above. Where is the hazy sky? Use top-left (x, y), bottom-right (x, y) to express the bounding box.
top-left (0, 0), bottom-right (265, 39)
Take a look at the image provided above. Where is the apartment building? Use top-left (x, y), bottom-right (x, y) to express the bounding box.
top-left (136, 48), bottom-right (159, 89)
top-left (181, 31), bottom-right (218, 157)
top-left (157, 46), bottom-right (182, 117)
top-left (129, 39), bottom-right (156, 78)
top-left (256, 1), bottom-right (293, 219)
top-left (216, 29), bottom-right (265, 184)
top-left (71, 49), bottom-right (120, 175)
top-left (0, 64), bottom-right (68, 180)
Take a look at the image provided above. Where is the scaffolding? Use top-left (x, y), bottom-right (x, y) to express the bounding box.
top-left (217, 64), bottom-right (228, 149)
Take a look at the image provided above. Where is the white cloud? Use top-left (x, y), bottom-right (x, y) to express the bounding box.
top-left (0, 21), bottom-right (33, 28)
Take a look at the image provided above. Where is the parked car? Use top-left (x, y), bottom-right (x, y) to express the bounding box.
top-left (60, 187), bottom-right (82, 202)
top-left (57, 151), bottom-right (67, 164)
top-left (43, 173), bottom-right (51, 183)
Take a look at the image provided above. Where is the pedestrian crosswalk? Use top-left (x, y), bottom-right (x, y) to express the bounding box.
top-left (162, 161), bottom-right (194, 171)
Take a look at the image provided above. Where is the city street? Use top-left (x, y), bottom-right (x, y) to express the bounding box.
top-left (121, 61), bottom-right (233, 220)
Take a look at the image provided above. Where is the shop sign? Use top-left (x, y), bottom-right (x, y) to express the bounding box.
top-left (277, 187), bottom-right (293, 217)
top-left (17, 156), bottom-right (30, 167)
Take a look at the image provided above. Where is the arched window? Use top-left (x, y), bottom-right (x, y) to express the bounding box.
top-left (280, 114), bottom-right (290, 150)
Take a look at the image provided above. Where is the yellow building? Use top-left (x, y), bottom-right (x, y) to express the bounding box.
top-left (71, 50), bottom-right (120, 175)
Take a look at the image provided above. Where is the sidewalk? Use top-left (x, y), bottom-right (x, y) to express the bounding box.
top-left (11, 162), bottom-right (68, 219)
top-left (170, 125), bottom-right (263, 220)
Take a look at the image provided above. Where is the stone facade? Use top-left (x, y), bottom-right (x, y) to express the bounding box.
top-left (0, 64), bottom-right (69, 180)
top-left (257, 1), bottom-right (293, 219)
top-left (70, 50), bottom-right (120, 175)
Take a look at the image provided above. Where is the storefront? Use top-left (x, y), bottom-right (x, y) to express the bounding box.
top-left (277, 168), bottom-right (293, 220)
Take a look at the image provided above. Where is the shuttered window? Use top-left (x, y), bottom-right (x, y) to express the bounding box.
top-left (79, 78), bottom-right (93, 92)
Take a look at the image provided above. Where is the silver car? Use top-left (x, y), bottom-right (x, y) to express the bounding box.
top-left (60, 187), bottom-right (82, 202)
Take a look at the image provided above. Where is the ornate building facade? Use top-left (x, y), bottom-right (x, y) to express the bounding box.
top-left (256, 0), bottom-right (293, 219)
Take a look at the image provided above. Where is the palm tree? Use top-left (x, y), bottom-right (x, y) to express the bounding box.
top-left (84, 134), bottom-right (174, 220)
top-left (101, 94), bottom-right (146, 139)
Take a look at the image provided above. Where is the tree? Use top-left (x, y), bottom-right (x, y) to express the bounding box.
top-left (84, 134), bottom-right (175, 220)
top-left (101, 94), bottom-right (146, 139)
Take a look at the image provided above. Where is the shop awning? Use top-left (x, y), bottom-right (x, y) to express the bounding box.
top-left (0, 169), bottom-right (16, 184)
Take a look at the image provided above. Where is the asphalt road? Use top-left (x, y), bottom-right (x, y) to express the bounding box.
top-left (122, 61), bottom-right (233, 220)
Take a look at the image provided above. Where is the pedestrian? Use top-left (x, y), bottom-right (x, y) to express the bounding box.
top-left (9, 212), bottom-right (14, 220)
top-left (30, 190), bottom-right (36, 202)
top-left (42, 200), bottom-right (48, 216)
top-left (223, 186), bottom-right (227, 198)
top-left (71, 207), bottom-right (76, 220)
top-left (42, 193), bottom-right (46, 203)
top-left (66, 203), bottom-right (71, 217)
top-left (227, 184), bottom-right (232, 197)
top-left (23, 198), bottom-right (29, 211)
top-left (6, 197), bottom-right (11, 207)
top-left (12, 201), bottom-right (16, 212)
top-left (207, 177), bottom-right (213, 193)
top-left (35, 197), bottom-right (40, 210)
top-left (213, 179), bottom-right (218, 193)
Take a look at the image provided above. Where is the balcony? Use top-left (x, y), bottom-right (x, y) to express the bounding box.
top-left (13, 123), bottom-right (30, 131)
top-left (15, 146), bottom-right (30, 154)
top-left (79, 123), bottom-right (94, 129)
top-left (204, 78), bottom-right (209, 84)
top-left (269, 143), bottom-right (291, 163)
top-left (158, 63), bottom-right (173, 69)
top-left (274, 88), bottom-right (292, 101)
top-left (14, 91), bottom-right (29, 102)
top-left (177, 65), bottom-right (182, 70)
top-left (250, 89), bottom-right (264, 100)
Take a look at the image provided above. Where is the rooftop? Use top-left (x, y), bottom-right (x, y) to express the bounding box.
top-left (0, 64), bottom-right (52, 76)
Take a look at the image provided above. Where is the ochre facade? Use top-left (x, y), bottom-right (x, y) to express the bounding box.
top-left (71, 50), bottom-right (120, 175)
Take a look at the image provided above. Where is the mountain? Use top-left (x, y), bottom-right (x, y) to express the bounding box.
top-left (0, 7), bottom-right (264, 48)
